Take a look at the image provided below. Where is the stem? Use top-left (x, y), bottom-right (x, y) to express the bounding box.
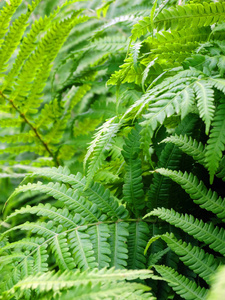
top-left (0, 91), bottom-right (60, 166)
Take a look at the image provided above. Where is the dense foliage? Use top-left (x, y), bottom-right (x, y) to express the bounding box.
top-left (1, 0), bottom-right (225, 299)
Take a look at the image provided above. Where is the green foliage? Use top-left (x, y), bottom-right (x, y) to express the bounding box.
top-left (1, 0), bottom-right (225, 299)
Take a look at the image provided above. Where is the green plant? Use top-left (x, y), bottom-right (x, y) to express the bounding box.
top-left (1, 0), bottom-right (225, 299)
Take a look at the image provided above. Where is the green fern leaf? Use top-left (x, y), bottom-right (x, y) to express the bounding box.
top-left (210, 78), bottom-right (225, 94)
top-left (205, 98), bottom-right (225, 184)
top-left (131, 16), bottom-right (151, 40)
top-left (87, 223), bottom-right (111, 269)
top-left (0, 0), bottom-right (22, 43)
top-left (5, 203), bottom-right (80, 229)
top-left (193, 80), bottom-right (215, 134)
top-left (122, 127), bottom-right (144, 214)
top-left (3, 1), bottom-right (79, 89)
top-left (90, 35), bottom-right (128, 52)
top-left (160, 232), bottom-right (221, 284)
top-left (98, 14), bottom-right (138, 33)
top-left (154, 2), bottom-right (225, 31)
top-left (10, 11), bottom-right (87, 113)
top-left (20, 166), bottom-right (128, 219)
top-left (148, 247), bottom-right (170, 267)
top-left (0, 0), bottom-right (41, 74)
top-left (84, 181), bottom-right (128, 219)
top-left (154, 265), bottom-right (207, 300)
top-left (160, 134), bottom-right (205, 165)
top-left (3, 268), bottom-right (155, 300)
top-left (147, 207), bottom-right (225, 256)
top-left (85, 117), bottom-right (121, 187)
top-left (109, 222), bottom-right (129, 269)
top-left (50, 232), bottom-right (76, 270)
top-left (9, 181), bottom-right (101, 222)
top-left (153, 168), bottom-right (225, 221)
top-left (68, 229), bottom-right (97, 270)
top-left (127, 221), bottom-right (149, 269)
top-left (148, 114), bottom-right (198, 209)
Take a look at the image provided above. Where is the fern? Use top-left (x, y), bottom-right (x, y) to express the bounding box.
top-left (205, 97), bottom-right (225, 184)
top-left (154, 265), bottom-right (208, 300)
top-left (160, 134), bottom-right (205, 166)
top-left (122, 127), bottom-right (144, 215)
top-left (151, 168), bottom-right (225, 221)
top-left (127, 221), bottom-right (149, 269)
top-left (151, 232), bottom-right (220, 284)
top-left (2, 0), bottom-right (225, 299)
top-left (0, 165), bottom-right (152, 297)
top-left (193, 80), bottom-right (215, 135)
top-left (2, 268), bottom-right (156, 300)
top-left (85, 117), bottom-right (121, 187)
top-left (0, 0), bottom-right (23, 43)
top-left (154, 2), bottom-right (225, 31)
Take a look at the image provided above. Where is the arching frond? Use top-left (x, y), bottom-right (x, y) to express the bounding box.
top-left (154, 265), bottom-right (207, 300)
top-left (146, 208), bottom-right (225, 256)
top-left (155, 232), bottom-right (220, 284)
top-left (3, 268), bottom-right (155, 300)
top-left (161, 134), bottom-right (205, 165)
top-left (154, 2), bottom-right (225, 31)
top-left (84, 117), bottom-right (121, 187)
top-left (152, 168), bottom-right (225, 221)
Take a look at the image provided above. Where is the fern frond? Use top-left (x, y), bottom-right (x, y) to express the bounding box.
top-left (9, 181), bottom-right (101, 222)
top-left (127, 221), bottom-right (149, 269)
top-left (130, 41), bottom-right (142, 71)
top-left (3, 1), bottom-right (80, 89)
top-left (19, 166), bottom-right (128, 219)
top-left (153, 168), bottom-right (225, 221)
top-left (154, 265), bottom-right (207, 300)
top-left (5, 203), bottom-right (80, 229)
top-left (207, 266), bottom-right (225, 300)
top-left (67, 229), bottom-right (97, 270)
top-left (109, 222), bottom-right (129, 269)
top-left (0, 0), bottom-right (22, 43)
top-left (146, 27), bottom-right (211, 48)
top-left (1, 220), bottom-right (98, 271)
top-left (159, 232), bottom-right (220, 284)
top-left (0, 237), bottom-right (49, 274)
top-left (147, 207), bottom-right (225, 256)
top-left (131, 16), bottom-right (151, 40)
top-left (141, 91), bottom-right (183, 139)
top-left (84, 181), bottom-right (128, 219)
top-left (210, 77), bottom-right (225, 94)
top-left (90, 35), bottom-right (128, 52)
top-left (85, 117), bottom-right (121, 187)
top-left (50, 232), bottom-right (77, 270)
top-left (154, 2), bottom-right (225, 31)
top-left (148, 247), bottom-right (170, 267)
top-left (193, 80), bottom-right (215, 134)
top-left (0, 0), bottom-right (41, 74)
top-left (87, 223), bottom-right (111, 269)
top-left (98, 15), bottom-right (139, 32)
top-left (205, 98), bottom-right (225, 184)
top-left (3, 268), bottom-right (155, 300)
top-left (122, 127), bottom-right (144, 214)
top-left (217, 156), bottom-right (225, 182)
top-left (10, 11), bottom-right (87, 113)
top-left (160, 134), bottom-right (205, 165)
top-left (148, 115), bottom-right (198, 209)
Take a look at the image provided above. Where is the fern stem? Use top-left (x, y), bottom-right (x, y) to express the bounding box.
top-left (0, 91), bottom-right (60, 166)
